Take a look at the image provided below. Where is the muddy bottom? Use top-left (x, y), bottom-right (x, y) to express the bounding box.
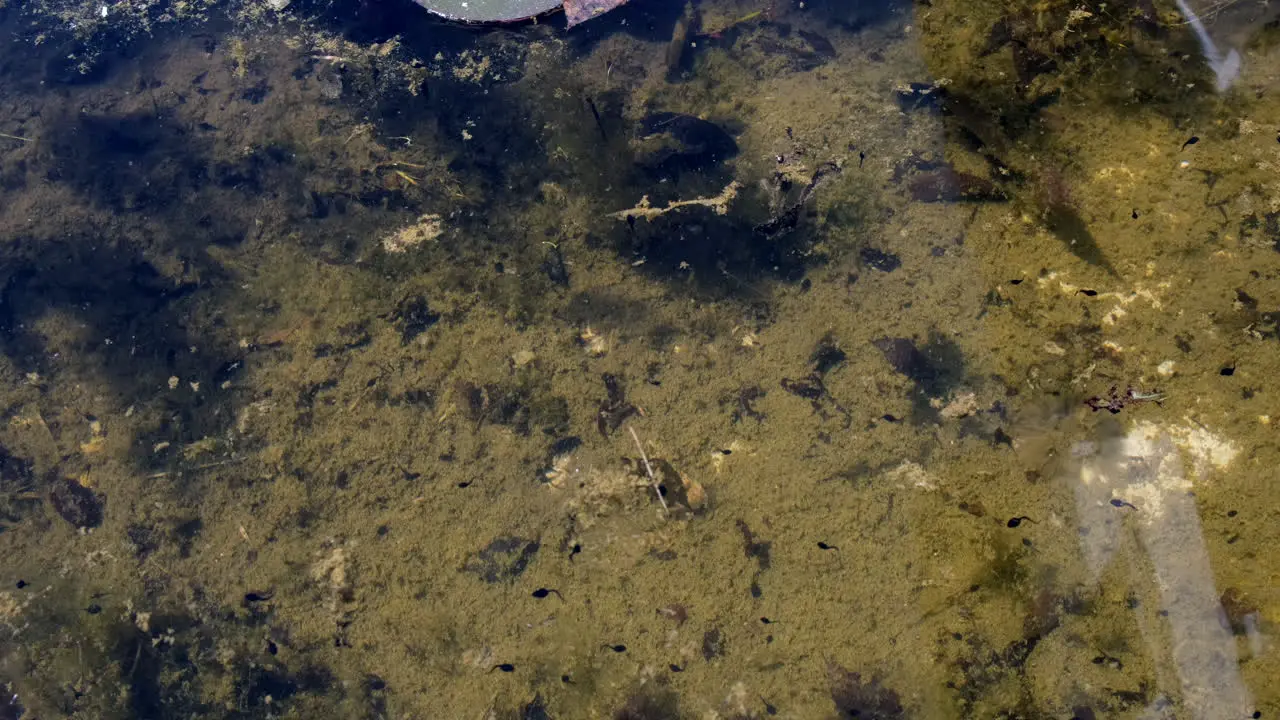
top-left (0, 0), bottom-right (1278, 718)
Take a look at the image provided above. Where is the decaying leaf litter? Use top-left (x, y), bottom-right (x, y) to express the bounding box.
top-left (2, 0), bottom-right (1280, 717)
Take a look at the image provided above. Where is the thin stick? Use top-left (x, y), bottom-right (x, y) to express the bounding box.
top-left (0, 133), bottom-right (30, 143)
top-left (628, 426), bottom-right (668, 512)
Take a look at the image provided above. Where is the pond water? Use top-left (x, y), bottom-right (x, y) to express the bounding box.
top-left (0, 0), bottom-right (1278, 717)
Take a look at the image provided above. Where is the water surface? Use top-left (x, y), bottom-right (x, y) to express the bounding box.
top-left (0, 0), bottom-right (1277, 717)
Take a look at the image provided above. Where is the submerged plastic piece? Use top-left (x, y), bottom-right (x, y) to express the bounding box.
top-left (414, 0), bottom-right (627, 25)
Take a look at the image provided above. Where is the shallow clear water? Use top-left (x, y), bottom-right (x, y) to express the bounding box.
top-left (0, 0), bottom-right (1278, 717)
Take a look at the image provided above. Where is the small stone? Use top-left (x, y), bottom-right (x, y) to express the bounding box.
top-left (168, 376), bottom-right (179, 390)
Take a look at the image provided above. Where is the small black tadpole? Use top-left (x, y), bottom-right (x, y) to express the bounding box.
top-left (1182, 136), bottom-right (1199, 150)
top-left (761, 696), bottom-right (779, 715)
top-left (669, 663), bottom-right (684, 672)
top-left (760, 616), bottom-right (775, 624)
top-left (489, 663), bottom-right (516, 673)
top-left (817, 541), bottom-right (838, 550)
top-left (531, 588), bottom-right (563, 600)
top-left (585, 97), bottom-right (608, 142)
top-left (1006, 516), bottom-right (1034, 528)
top-left (1110, 498), bottom-right (1138, 510)
top-left (604, 644), bottom-right (627, 653)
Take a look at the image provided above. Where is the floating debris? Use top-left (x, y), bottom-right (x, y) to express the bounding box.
top-left (413, 0), bottom-right (629, 27)
top-left (563, 0), bottom-right (630, 27)
top-left (414, 0), bottom-right (561, 23)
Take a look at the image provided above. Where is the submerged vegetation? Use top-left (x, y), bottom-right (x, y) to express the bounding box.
top-left (0, 0), bottom-right (1279, 716)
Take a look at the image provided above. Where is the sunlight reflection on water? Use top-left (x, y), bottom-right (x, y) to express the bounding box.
top-left (1074, 421), bottom-right (1254, 718)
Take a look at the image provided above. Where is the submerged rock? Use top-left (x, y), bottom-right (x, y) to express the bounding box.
top-left (49, 476), bottom-right (104, 529)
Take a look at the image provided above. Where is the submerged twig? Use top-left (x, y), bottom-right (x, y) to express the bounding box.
top-left (147, 457), bottom-right (243, 479)
top-left (628, 426), bottom-right (668, 512)
top-left (609, 181), bottom-right (740, 222)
